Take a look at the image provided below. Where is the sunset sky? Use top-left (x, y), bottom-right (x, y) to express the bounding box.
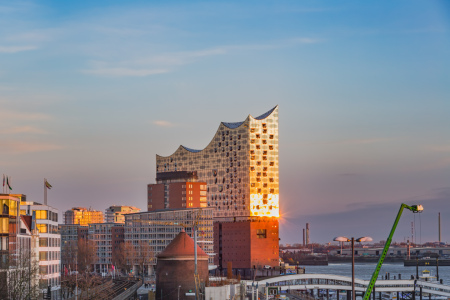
top-left (1, 0), bottom-right (449, 243)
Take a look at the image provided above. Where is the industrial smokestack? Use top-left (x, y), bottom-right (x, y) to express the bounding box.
top-left (407, 239), bottom-right (410, 260)
top-left (439, 212), bottom-right (441, 243)
top-left (306, 223), bottom-right (310, 245)
top-left (303, 229), bottom-right (305, 246)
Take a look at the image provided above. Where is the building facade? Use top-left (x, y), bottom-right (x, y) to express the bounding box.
top-left (20, 200), bottom-right (61, 293)
top-left (104, 205), bottom-right (141, 223)
top-left (155, 106), bottom-right (279, 219)
top-left (0, 194), bottom-right (40, 298)
top-left (88, 223), bottom-right (124, 273)
top-left (148, 178), bottom-right (207, 211)
top-left (214, 218), bottom-right (279, 269)
top-left (64, 207), bottom-right (104, 225)
top-left (124, 208), bottom-right (214, 275)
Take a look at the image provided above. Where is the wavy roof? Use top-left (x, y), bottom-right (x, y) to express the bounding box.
top-left (159, 105), bottom-right (278, 155)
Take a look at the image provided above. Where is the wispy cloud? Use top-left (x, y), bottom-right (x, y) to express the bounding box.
top-left (83, 47), bottom-right (228, 77)
top-left (0, 110), bottom-right (51, 121)
top-left (290, 37), bottom-right (323, 44)
top-left (83, 67), bottom-right (169, 77)
top-left (153, 120), bottom-right (175, 127)
top-left (0, 45), bottom-right (38, 53)
top-left (82, 37), bottom-right (322, 77)
top-left (0, 141), bottom-right (63, 154)
top-left (306, 138), bottom-right (393, 146)
top-left (0, 126), bottom-right (48, 135)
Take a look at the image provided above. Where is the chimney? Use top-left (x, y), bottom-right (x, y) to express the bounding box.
top-left (306, 223), bottom-right (310, 245)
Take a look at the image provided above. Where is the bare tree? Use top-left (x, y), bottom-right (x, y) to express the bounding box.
top-left (133, 241), bottom-right (153, 278)
top-left (112, 241), bottom-right (128, 275)
top-left (60, 239), bottom-right (100, 299)
top-left (0, 244), bottom-right (40, 299)
top-left (61, 240), bottom-right (78, 272)
top-left (77, 239), bottom-right (98, 273)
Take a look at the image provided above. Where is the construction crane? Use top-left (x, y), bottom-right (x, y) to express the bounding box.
top-left (130, 209), bottom-right (204, 300)
top-left (363, 204), bottom-right (423, 300)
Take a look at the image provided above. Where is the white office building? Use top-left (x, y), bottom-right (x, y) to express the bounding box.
top-left (21, 200), bottom-right (61, 294)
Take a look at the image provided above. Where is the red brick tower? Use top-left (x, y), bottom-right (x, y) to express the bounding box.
top-left (156, 230), bottom-right (209, 300)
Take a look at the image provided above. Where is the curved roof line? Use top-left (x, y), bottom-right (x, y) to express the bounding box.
top-left (222, 105), bottom-right (278, 129)
top-left (254, 105), bottom-right (278, 120)
top-left (222, 121), bottom-right (245, 129)
top-left (157, 105), bottom-right (278, 157)
top-left (181, 146), bottom-right (202, 153)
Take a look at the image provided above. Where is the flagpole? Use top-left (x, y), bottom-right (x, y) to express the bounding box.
top-left (44, 178), bottom-right (47, 205)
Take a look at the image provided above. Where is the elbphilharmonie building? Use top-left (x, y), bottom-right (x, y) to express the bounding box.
top-left (155, 106), bottom-right (279, 219)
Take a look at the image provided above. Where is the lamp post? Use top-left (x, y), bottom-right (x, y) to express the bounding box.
top-left (178, 285), bottom-right (181, 300)
top-left (334, 236), bottom-right (373, 300)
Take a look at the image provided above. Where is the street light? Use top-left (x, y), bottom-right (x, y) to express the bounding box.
top-left (178, 285), bottom-right (181, 300)
top-left (334, 236), bottom-right (373, 300)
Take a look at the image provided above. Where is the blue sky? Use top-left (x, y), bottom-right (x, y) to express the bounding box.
top-left (1, 0), bottom-right (449, 243)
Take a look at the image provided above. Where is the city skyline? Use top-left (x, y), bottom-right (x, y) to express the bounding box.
top-left (1, 0), bottom-right (449, 243)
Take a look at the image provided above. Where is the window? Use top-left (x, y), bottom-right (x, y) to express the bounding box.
top-left (269, 145), bottom-right (273, 150)
top-left (269, 135), bottom-right (274, 139)
top-left (35, 210), bottom-right (48, 220)
top-left (250, 128), bottom-right (255, 133)
top-left (37, 224), bottom-right (48, 233)
top-left (269, 162), bottom-right (274, 166)
top-left (257, 229), bottom-right (267, 238)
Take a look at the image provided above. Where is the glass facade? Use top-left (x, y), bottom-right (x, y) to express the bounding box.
top-left (124, 207), bottom-right (214, 272)
top-left (156, 106), bottom-right (279, 218)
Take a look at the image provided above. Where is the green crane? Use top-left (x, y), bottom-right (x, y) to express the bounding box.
top-left (363, 203), bottom-right (423, 300)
